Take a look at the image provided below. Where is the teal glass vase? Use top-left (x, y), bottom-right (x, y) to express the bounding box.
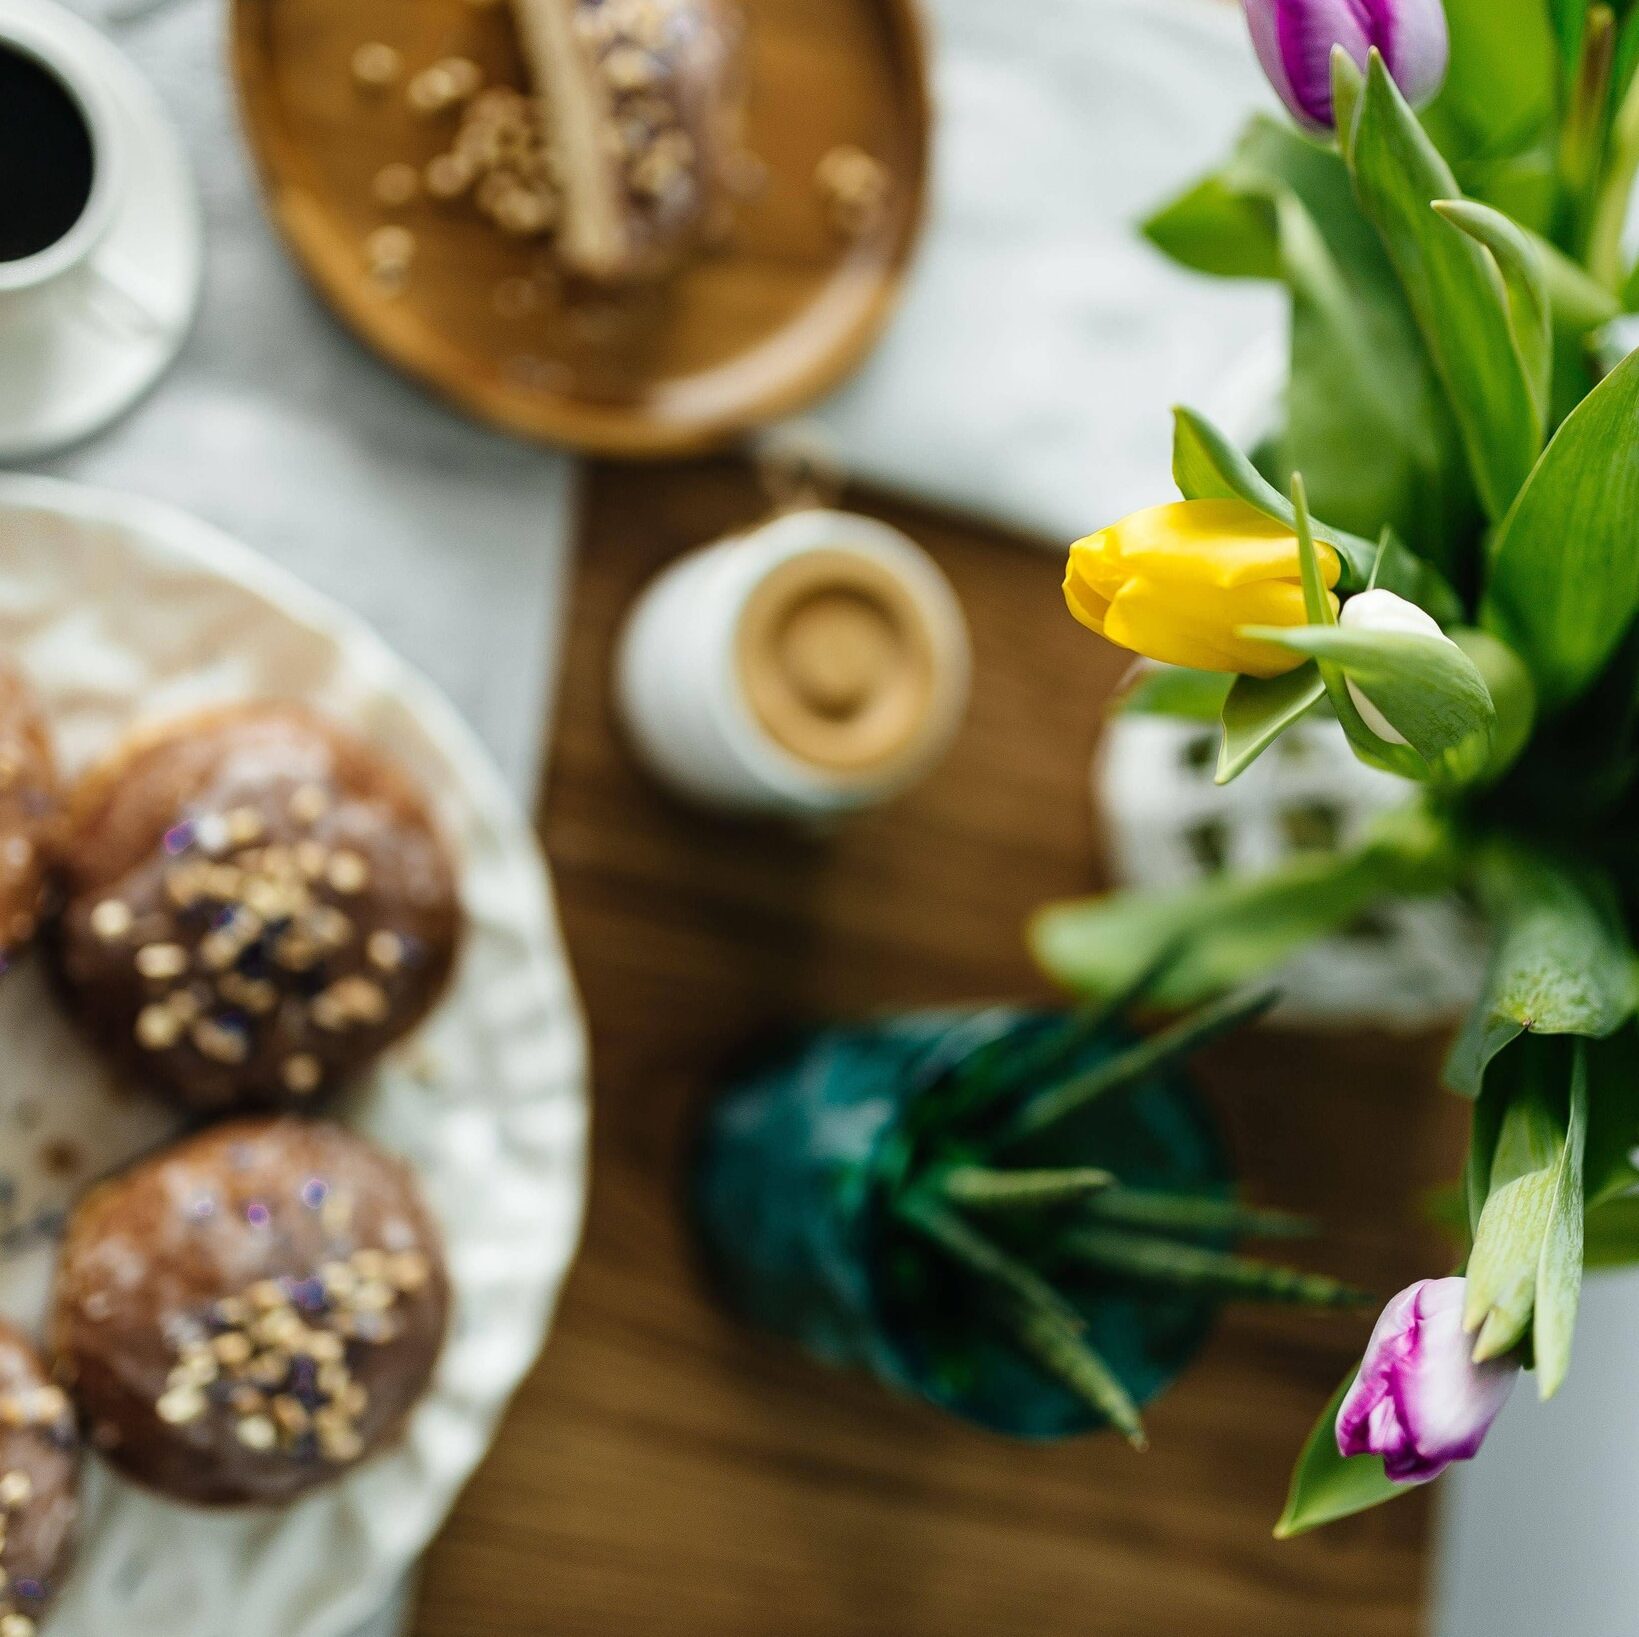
top-left (694, 1009), bottom-right (1234, 1439)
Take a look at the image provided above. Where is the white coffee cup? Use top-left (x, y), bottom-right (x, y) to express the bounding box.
top-left (0, 2), bottom-right (144, 332)
top-left (616, 509), bottom-right (971, 819)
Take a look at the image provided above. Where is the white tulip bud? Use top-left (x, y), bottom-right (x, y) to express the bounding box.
top-left (1338, 589), bottom-right (1454, 746)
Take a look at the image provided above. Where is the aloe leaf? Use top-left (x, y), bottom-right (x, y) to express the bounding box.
top-left (1009, 1302), bottom-right (1148, 1449)
top-left (994, 988), bottom-right (1277, 1151)
top-left (936, 1166), bottom-right (1115, 1212)
top-left (1058, 1225), bottom-right (1369, 1309)
top-left (894, 1190), bottom-right (1145, 1446)
top-left (1086, 1187), bottom-right (1314, 1241)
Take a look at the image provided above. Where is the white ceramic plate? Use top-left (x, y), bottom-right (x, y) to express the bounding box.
top-left (0, 475), bottom-right (588, 1637)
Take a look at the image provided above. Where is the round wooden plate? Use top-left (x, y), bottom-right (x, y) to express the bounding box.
top-left (231, 0), bottom-right (930, 458)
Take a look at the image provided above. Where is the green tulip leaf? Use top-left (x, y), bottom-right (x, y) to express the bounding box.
top-left (1171, 408), bottom-right (1461, 621)
top-left (1238, 624), bottom-right (1496, 769)
top-left (1482, 346), bottom-right (1639, 711)
top-left (1142, 171), bottom-right (1282, 281)
top-left (1116, 665), bottom-right (1233, 722)
top-left (1584, 1029), bottom-right (1639, 1208)
top-left (1584, 1194), bottom-right (1639, 1268)
top-left (1448, 629), bottom-right (1537, 782)
top-left (1150, 113), bottom-right (1479, 576)
top-left (1466, 1164), bottom-right (1557, 1360)
top-left (1274, 1370), bottom-right (1405, 1539)
top-left (1445, 852), bottom-right (1638, 1097)
top-left (1032, 811), bottom-right (1457, 1008)
top-left (1534, 1044), bottom-right (1587, 1399)
top-left (1422, 0), bottom-right (1556, 162)
top-left (1216, 666), bottom-right (1326, 784)
top-left (1432, 199), bottom-right (1552, 420)
top-left (1347, 53), bottom-right (1542, 521)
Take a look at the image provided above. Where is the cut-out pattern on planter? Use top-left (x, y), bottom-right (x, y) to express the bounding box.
top-left (1095, 711), bottom-right (1484, 1030)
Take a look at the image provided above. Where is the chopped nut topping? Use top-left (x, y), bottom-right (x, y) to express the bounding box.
top-left (288, 784), bottom-right (331, 825)
top-left (326, 850), bottom-right (371, 894)
top-left (135, 942), bottom-right (189, 981)
top-left (135, 1005), bottom-right (182, 1051)
top-left (282, 1054), bottom-right (324, 1097)
top-left (156, 1385), bottom-right (206, 1425)
top-left (815, 145), bottom-right (892, 239)
top-left (153, 1244), bottom-right (432, 1465)
top-left (373, 162), bottom-right (421, 207)
top-left (351, 42), bottom-right (401, 91)
top-left (90, 899), bottom-right (133, 942)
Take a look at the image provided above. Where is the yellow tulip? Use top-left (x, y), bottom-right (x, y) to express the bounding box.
top-left (1064, 499), bottom-right (1341, 678)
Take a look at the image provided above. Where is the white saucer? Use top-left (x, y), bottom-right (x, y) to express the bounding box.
top-left (0, 0), bottom-right (202, 461)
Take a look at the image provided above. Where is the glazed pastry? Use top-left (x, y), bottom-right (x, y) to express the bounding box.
top-left (50, 1118), bottom-right (450, 1508)
top-left (0, 668), bottom-right (56, 963)
top-left (50, 704), bottom-right (460, 1114)
top-left (0, 1322), bottom-right (79, 1633)
top-left (512, 0), bottom-right (742, 281)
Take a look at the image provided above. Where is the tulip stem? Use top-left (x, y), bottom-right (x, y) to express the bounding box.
top-left (1559, 5), bottom-right (1617, 260)
top-left (1587, 58), bottom-right (1639, 291)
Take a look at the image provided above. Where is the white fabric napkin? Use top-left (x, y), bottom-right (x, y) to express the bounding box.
top-left (813, 0), bottom-right (1284, 543)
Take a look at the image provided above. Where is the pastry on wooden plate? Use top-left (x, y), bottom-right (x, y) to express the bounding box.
top-left (512, 0), bottom-right (743, 282)
top-left (0, 1321), bottom-right (79, 1633)
top-left (50, 1118), bottom-right (450, 1508)
top-left (50, 703), bottom-right (460, 1114)
top-left (0, 667), bottom-right (57, 963)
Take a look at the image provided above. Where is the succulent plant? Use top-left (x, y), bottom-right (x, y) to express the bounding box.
top-left (858, 968), bottom-right (1370, 1446)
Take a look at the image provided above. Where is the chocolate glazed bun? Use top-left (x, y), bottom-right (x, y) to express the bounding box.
top-left (0, 1322), bottom-right (79, 1634)
top-left (0, 668), bottom-right (57, 963)
top-left (50, 1119), bottom-right (450, 1508)
top-left (50, 704), bottom-right (460, 1114)
top-left (514, 0), bottom-right (744, 282)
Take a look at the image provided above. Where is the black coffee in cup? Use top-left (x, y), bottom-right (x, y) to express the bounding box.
top-left (0, 41), bottom-right (95, 263)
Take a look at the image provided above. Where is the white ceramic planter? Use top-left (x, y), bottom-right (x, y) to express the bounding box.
top-left (1094, 702), bottom-right (1485, 1031)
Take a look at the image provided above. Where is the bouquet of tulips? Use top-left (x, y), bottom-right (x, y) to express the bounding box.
top-left (1035, 0), bottom-right (1639, 1532)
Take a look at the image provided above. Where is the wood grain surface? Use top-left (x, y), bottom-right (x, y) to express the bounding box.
top-left (411, 459), bottom-right (1468, 1636)
top-left (232, 0), bottom-right (929, 455)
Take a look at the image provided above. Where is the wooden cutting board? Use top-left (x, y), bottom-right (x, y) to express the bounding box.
top-left (231, 0), bottom-right (930, 456)
top-left (411, 458), bottom-right (1466, 1637)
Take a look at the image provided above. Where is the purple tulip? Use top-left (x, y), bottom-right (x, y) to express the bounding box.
top-left (1336, 1277), bottom-right (1518, 1483)
top-left (1244, 0), bottom-right (1450, 131)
